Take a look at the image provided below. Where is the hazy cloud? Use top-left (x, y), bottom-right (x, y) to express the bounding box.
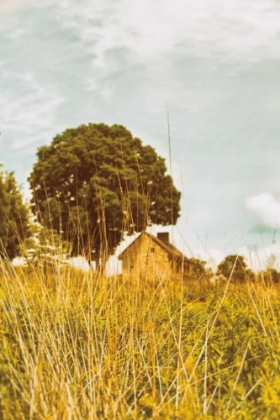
top-left (238, 243), bottom-right (280, 272)
top-left (40, 0), bottom-right (280, 97)
top-left (0, 71), bottom-right (64, 149)
top-left (246, 193), bottom-right (280, 228)
top-left (48, 0), bottom-right (280, 62)
top-left (0, 0), bottom-right (34, 15)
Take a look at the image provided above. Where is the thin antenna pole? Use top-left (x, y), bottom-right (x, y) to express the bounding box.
top-left (167, 107), bottom-right (174, 243)
top-left (167, 107), bottom-right (172, 180)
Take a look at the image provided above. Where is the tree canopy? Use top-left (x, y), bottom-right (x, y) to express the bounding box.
top-left (0, 166), bottom-right (30, 259)
top-left (29, 123), bottom-right (181, 264)
top-left (217, 254), bottom-right (252, 283)
top-left (188, 258), bottom-right (213, 279)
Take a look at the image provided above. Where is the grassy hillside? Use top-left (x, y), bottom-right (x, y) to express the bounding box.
top-left (1, 264), bottom-right (280, 419)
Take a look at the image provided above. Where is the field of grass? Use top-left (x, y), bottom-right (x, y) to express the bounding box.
top-left (1, 263), bottom-right (280, 419)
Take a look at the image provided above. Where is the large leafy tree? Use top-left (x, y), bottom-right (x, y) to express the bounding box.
top-left (0, 166), bottom-right (30, 259)
top-left (29, 123), bottom-right (181, 266)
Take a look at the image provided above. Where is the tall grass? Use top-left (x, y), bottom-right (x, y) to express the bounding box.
top-left (1, 260), bottom-right (280, 419)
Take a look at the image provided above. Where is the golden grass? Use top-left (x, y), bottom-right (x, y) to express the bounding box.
top-left (1, 263), bottom-right (280, 419)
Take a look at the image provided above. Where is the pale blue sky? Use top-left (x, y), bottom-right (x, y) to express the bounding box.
top-left (1, 0), bottom-right (280, 268)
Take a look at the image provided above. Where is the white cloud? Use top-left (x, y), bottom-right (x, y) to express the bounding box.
top-left (69, 256), bottom-right (91, 271)
top-left (190, 243), bottom-right (280, 273)
top-left (116, 0), bottom-right (280, 56)
top-left (238, 243), bottom-right (280, 272)
top-left (246, 193), bottom-right (280, 228)
top-left (0, 0), bottom-right (34, 15)
top-left (39, 0), bottom-right (280, 93)
top-left (49, 0), bottom-right (280, 62)
top-left (0, 71), bottom-right (64, 149)
top-left (183, 245), bottom-right (225, 272)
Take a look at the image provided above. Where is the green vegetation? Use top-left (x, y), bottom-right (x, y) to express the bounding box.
top-left (217, 255), bottom-right (254, 283)
top-left (188, 258), bottom-right (212, 280)
top-left (28, 123), bottom-right (181, 267)
top-left (0, 165), bottom-right (29, 259)
top-left (1, 263), bottom-right (280, 419)
top-left (20, 225), bottom-right (72, 268)
top-left (1, 123), bottom-right (280, 418)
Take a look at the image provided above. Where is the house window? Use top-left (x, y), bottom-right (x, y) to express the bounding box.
top-left (150, 247), bottom-right (155, 253)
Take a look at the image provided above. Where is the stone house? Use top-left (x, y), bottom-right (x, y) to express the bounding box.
top-left (118, 231), bottom-right (191, 280)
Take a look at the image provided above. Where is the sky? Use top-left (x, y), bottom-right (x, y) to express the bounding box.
top-left (1, 0), bottom-right (280, 271)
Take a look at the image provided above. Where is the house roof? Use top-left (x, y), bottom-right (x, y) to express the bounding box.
top-left (118, 232), bottom-right (189, 262)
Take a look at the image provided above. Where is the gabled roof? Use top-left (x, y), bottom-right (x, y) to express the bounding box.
top-left (118, 232), bottom-right (189, 262)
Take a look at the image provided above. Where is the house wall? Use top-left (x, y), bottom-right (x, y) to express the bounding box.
top-left (122, 233), bottom-right (172, 281)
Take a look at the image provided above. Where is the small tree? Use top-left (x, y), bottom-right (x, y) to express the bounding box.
top-left (189, 258), bottom-right (213, 279)
top-left (260, 268), bottom-right (280, 284)
top-left (29, 123), bottom-right (181, 269)
top-left (217, 254), bottom-right (250, 283)
top-left (0, 165), bottom-right (30, 259)
top-left (20, 223), bottom-right (72, 268)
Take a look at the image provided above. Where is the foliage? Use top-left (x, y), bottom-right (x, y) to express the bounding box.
top-left (29, 123), bottom-right (181, 265)
top-left (189, 257), bottom-right (213, 279)
top-left (260, 268), bottom-right (280, 284)
top-left (217, 254), bottom-right (252, 283)
top-left (1, 265), bottom-right (280, 419)
top-left (20, 223), bottom-right (72, 268)
top-left (0, 165), bottom-right (30, 259)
